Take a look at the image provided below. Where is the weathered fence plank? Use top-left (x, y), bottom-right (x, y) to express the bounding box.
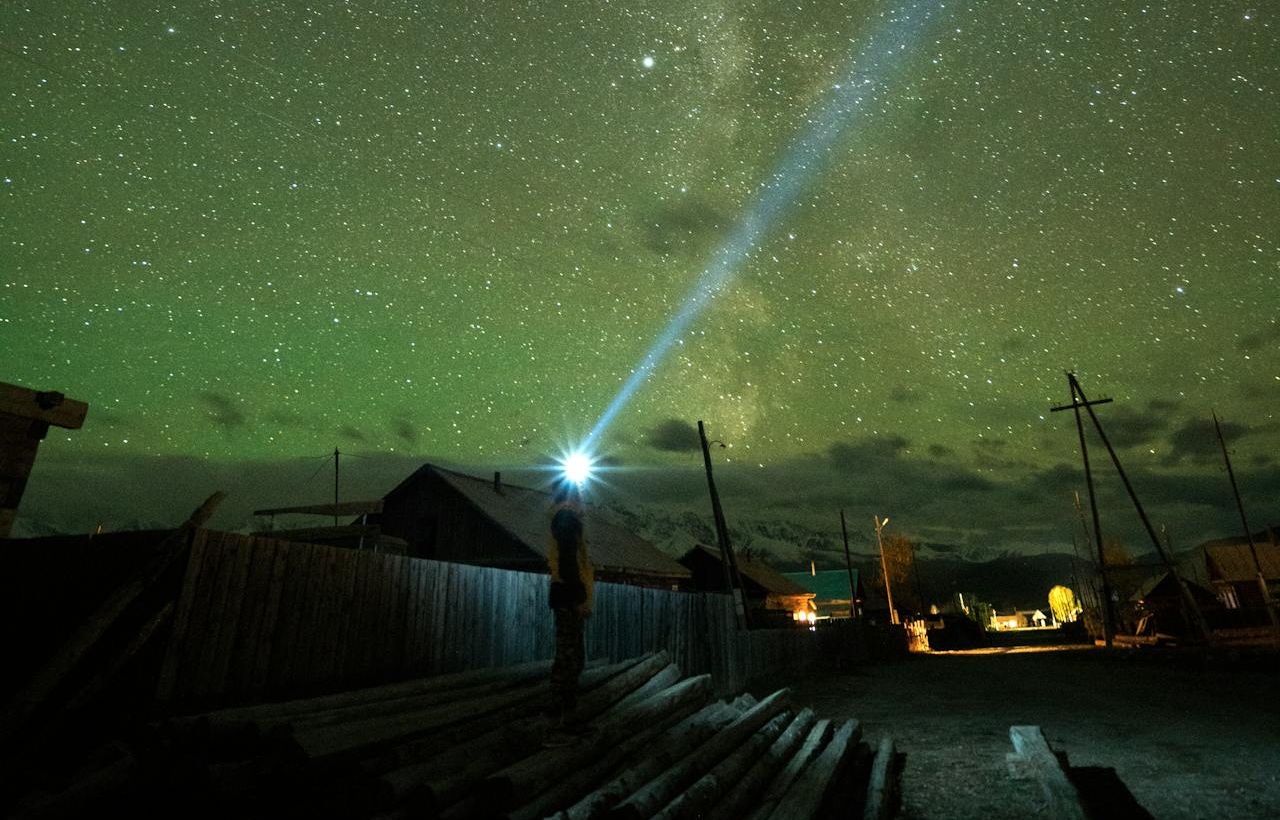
top-left (155, 533), bottom-right (858, 710)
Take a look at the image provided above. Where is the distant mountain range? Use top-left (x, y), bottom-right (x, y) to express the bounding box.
top-left (593, 497), bottom-right (1092, 612)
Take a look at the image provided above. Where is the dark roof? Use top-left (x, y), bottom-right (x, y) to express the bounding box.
top-left (1129, 571), bottom-right (1219, 605)
top-left (682, 545), bottom-right (813, 597)
top-left (402, 464), bottom-right (690, 581)
top-left (782, 569), bottom-right (860, 602)
top-left (1202, 541), bottom-right (1280, 583)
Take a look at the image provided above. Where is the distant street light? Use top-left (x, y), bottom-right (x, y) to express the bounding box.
top-left (874, 515), bottom-right (899, 625)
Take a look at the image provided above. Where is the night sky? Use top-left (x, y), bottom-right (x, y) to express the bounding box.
top-left (4, 2), bottom-right (1277, 558)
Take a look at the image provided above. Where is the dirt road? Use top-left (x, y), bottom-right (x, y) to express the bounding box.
top-left (781, 646), bottom-right (1280, 819)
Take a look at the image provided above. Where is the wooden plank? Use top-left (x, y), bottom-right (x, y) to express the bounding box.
top-left (328, 546), bottom-right (362, 688)
top-left (408, 559), bottom-right (431, 675)
top-left (253, 499), bottom-right (384, 517)
top-left (0, 381), bottom-right (88, 428)
top-left (248, 538), bottom-right (292, 698)
top-left (863, 735), bottom-right (900, 820)
top-left (170, 528), bottom-right (225, 701)
top-left (1006, 725), bottom-right (1088, 820)
top-left (388, 553), bottom-right (410, 675)
top-left (207, 532), bottom-right (257, 698)
top-left (228, 536), bottom-right (278, 696)
top-left (289, 543), bottom-right (330, 692)
top-left (190, 531), bottom-right (240, 699)
top-left (0, 493), bottom-right (221, 733)
top-left (155, 527), bottom-right (211, 701)
top-left (265, 541), bottom-right (310, 694)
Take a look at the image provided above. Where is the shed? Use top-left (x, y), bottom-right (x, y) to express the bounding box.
top-left (1128, 570), bottom-right (1221, 638)
top-left (377, 464), bottom-right (690, 588)
top-left (1201, 538), bottom-right (1279, 610)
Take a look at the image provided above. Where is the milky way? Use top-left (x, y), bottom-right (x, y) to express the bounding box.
top-left (3, 2), bottom-right (1277, 555)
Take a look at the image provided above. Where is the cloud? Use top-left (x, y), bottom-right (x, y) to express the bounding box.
top-left (1095, 403), bottom-right (1169, 450)
top-left (646, 419), bottom-right (702, 452)
top-left (199, 392), bottom-right (247, 429)
top-left (639, 198), bottom-right (728, 258)
top-left (338, 425), bottom-right (369, 445)
top-left (889, 385), bottom-right (922, 404)
top-left (1164, 417), bottom-right (1244, 464)
top-left (391, 416), bottom-right (419, 445)
top-left (1236, 321), bottom-right (1280, 352)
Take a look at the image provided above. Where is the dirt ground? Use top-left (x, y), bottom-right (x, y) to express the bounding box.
top-left (781, 645), bottom-right (1280, 820)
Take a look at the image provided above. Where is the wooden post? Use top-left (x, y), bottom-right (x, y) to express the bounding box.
top-left (1067, 374), bottom-right (1214, 645)
top-left (1051, 373), bottom-right (1115, 647)
top-left (839, 510), bottom-right (859, 621)
top-left (874, 516), bottom-right (897, 626)
top-left (1213, 412), bottom-right (1280, 641)
top-left (698, 420), bottom-right (750, 628)
top-left (0, 382), bottom-right (88, 538)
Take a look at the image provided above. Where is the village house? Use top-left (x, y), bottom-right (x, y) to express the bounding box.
top-left (678, 544), bottom-right (816, 626)
top-left (1126, 570), bottom-right (1221, 640)
top-left (1184, 529), bottom-right (1280, 615)
top-left (375, 463), bottom-right (691, 589)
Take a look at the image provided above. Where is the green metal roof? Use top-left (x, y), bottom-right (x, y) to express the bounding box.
top-left (782, 568), bottom-right (860, 601)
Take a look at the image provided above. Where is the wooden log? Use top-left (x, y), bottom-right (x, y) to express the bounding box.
top-left (354, 659), bottom-right (612, 780)
top-left (482, 674), bottom-right (715, 813)
top-left (397, 655), bottom-right (672, 814)
top-left (62, 600), bottom-right (176, 712)
top-left (604, 662), bottom-right (682, 716)
top-left (650, 709), bottom-right (794, 820)
top-left (744, 719), bottom-right (832, 820)
top-left (292, 681), bottom-right (544, 762)
top-left (0, 491), bottom-right (224, 740)
top-left (1006, 725), bottom-right (1088, 820)
top-left (701, 708), bottom-right (816, 820)
top-left (503, 696), bottom-right (737, 820)
top-left (175, 658), bottom-right (553, 734)
top-left (761, 717), bottom-right (861, 820)
top-left (6, 747), bottom-right (137, 820)
top-left (604, 688), bottom-right (792, 820)
top-left (863, 735), bottom-right (900, 820)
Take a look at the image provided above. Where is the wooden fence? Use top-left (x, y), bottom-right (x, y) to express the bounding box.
top-left (155, 531), bottom-right (863, 710)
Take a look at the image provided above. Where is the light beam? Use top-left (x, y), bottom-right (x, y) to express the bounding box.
top-left (581, 1), bottom-right (943, 452)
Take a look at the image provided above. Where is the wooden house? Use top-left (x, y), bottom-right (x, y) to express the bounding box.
top-left (679, 544), bottom-right (815, 626)
top-left (1194, 534), bottom-right (1280, 611)
top-left (1127, 570), bottom-right (1221, 639)
top-left (376, 463), bottom-right (690, 589)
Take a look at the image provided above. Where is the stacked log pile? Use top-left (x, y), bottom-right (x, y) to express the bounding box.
top-left (5, 651), bottom-right (899, 820)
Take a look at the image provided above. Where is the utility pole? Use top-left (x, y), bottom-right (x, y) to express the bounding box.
top-left (333, 447), bottom-right (341, 526)
top-left (1051, 373), bottom-right (1115, 647)
top-left (840, 509), bottom-right (860, 621)
top-left (874, 515), bottom-right (898, 625)
top-left (698, 420), bottom-right (750, 628)
top-left (1213, 411), bottom-right (1280, 640)
top-left (1054, 373), bottom-right (1215, 646)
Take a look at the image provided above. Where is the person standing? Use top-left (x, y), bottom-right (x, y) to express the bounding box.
top-left (546, 478), bottom-right (593, 739)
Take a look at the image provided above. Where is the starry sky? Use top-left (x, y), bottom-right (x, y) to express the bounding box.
top-left (4, 1), bottom-right (1277, 558)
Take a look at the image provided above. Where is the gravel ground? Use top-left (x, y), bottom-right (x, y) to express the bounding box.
top-left (781, 645), bottom-right (1280, 820)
